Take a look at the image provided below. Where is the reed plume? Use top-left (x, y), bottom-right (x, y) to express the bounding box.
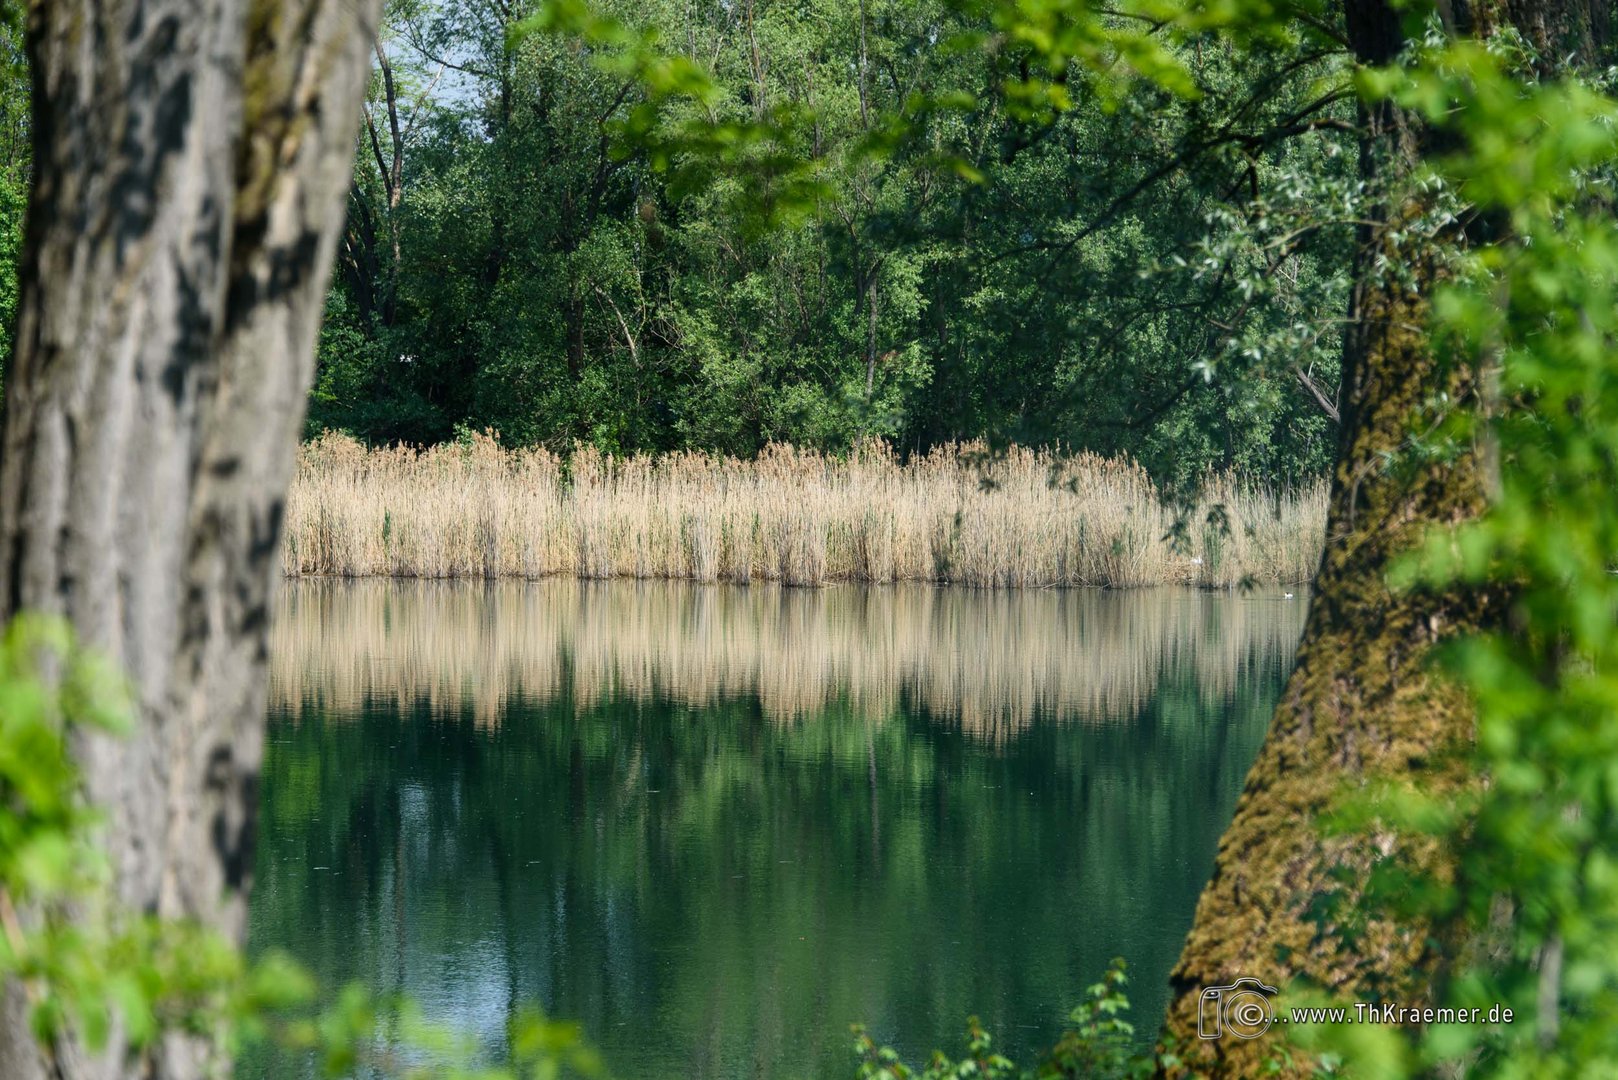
top-left (282, 431), bottom-right (1326, 588)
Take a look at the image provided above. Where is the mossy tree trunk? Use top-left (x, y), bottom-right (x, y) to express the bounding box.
top-left (0, 0), bottom-right (378, 1077)
top-left (1158, 1), bottom-right (1607, 1074)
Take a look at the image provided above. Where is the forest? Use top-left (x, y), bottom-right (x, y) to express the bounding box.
top-left (308, 0), bottom-right (1346, 491)
top-left (2, 0), bottom-right (1618, 1078)
top-left (0, 0), bottom-right (1345, 490)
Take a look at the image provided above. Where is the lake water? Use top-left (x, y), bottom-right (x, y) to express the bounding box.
top-left (247, 579), bottom-right (1304, 1078)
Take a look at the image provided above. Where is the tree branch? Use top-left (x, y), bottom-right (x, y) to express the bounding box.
top-left (1293, 362), bottom-right (1341, 422)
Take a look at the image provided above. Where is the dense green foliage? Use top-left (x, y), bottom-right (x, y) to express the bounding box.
top-left (0, 2), bottom-right (28, 393)
top-left (313, 0), bottom-right (1348, 488)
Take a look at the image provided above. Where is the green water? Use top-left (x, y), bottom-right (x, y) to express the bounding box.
top-left (247, 580), bottom-right (1304, 1078)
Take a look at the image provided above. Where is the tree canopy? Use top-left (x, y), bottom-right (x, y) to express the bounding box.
top-left (313, 0), bottom-right (1349, 489)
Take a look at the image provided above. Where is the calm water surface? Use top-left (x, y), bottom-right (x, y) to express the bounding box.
top-left (247, 580), bottom-right (1305, 1079)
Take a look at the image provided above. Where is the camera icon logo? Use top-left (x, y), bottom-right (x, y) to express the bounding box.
top-left (1197, 977), bottom-right (1278, 1040)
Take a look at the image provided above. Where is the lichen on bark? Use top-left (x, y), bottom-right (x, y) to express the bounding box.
top-left (1157, 1), bottom-right (1610, 1073)
top-left (1159, 229), bottom-right (1493, 1076)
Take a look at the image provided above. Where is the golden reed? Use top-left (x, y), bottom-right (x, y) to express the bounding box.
top-left (282, 431), bottom-right (1327, 588)
top-left (270, 579), bottom-right (1308, 739)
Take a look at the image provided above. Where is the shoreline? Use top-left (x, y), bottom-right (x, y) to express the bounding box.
top-left (278, 569), bottom-right (1314, 589)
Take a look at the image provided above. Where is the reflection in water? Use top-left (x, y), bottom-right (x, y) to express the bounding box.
top-left (248, 580), bottom-right (1305, 1079)
top-left (269, 579), bottom-right (1305, 738)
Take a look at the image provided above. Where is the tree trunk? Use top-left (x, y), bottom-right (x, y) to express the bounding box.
top-left (0, 0), bottom-right (379, 1076)
top-left (565, 290), bottom-right (586, 381)
top-left (1159, 1), bottom-right (1605, 1074)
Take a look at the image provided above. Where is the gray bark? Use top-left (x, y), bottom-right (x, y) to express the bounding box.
top-left (0, 0), bottom-right (379, 1076)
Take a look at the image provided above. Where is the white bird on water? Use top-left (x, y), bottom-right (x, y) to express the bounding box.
top-left (1283, 592), bottom-right (1295, 600)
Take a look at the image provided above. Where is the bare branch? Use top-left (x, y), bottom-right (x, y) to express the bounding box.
top-left (593, 285), bottom-right (641, 366)
top-left (400, 62), bottom-right (448, 144)
top-left (374, 40), bottom-right (404, 206)
top-left (1293, 362), bottom-right (1341, 423)
top-left (363, 104), bottom-right (392, 196)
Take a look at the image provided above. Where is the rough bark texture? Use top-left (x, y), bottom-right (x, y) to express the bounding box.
top-left (1158, 1), bottom-right (1608, 1074)
top-left (0, 0), bottom-right (379, 1076)
top-left (1160, 236), bottom-right (1488, 1078)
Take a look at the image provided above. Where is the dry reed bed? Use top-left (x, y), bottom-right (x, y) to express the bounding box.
top-left (270, 578), bottom-right (1308, 739)
top-left (283, 432), bottom-right (1326, 588)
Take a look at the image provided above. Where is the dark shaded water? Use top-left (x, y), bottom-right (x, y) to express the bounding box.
top-left (247, 580), bottom-right (1304, 1078)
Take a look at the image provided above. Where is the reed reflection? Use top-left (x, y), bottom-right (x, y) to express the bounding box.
top-left (269, 579), bottom-right (1307, 738)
